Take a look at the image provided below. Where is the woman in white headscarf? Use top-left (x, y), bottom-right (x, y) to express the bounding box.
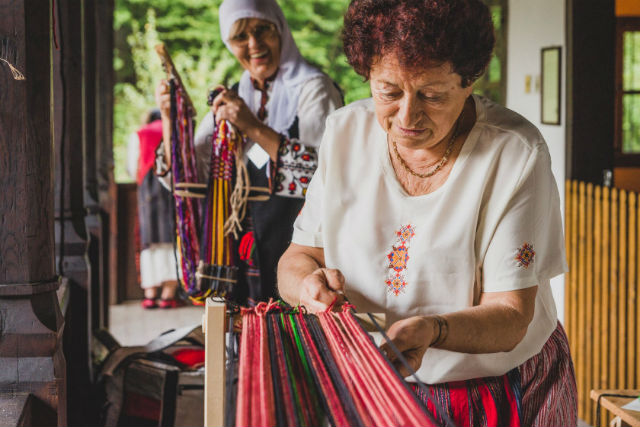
top-left (156, 0), bottom-right (343, 303)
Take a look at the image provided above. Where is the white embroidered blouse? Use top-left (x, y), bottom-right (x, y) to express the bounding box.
top-left (193, 73), bottom-right (343, 198)
top-left (292, 95), bottom-right (567, 384)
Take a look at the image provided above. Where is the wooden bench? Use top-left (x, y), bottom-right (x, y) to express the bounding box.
top-left (591, 389), bottom-right (640, 427)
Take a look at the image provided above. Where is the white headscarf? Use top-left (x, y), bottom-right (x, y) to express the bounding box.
top-left (219, 0), bottom-right (324, 135)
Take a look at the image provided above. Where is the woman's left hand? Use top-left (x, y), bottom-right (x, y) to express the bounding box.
top-left (211, 88), bottom-right (263, 134)
top-left (380, 316), bottom-right (436, 377)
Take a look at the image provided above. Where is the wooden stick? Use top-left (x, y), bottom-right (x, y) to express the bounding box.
top-left (636, 194), bottom-right (640, 392)
top-left (577, 181), bottom-right (586, 419)
top-left (565, 180), bottom-right (572, 346)
top-left (585, 182), bottom-right (594, 424)
top-left (570, 181), bottom-right (579, 360)
top-left (174, 190), bottom-right (206, 199)
top-left (155, 43), bottom-right (197, 117)
top-left (629, 192), bottom-right (637, 389)
top-left (175, 182), bottom-right (208, 189)
top-left (601, 185), bottom-right (611, 427)
top-left (610, 188), bottom-right (619, 391)
top-left (592, 185), bottom-right (602, 426)
top-left (618, 190), bottom-right (627, 389)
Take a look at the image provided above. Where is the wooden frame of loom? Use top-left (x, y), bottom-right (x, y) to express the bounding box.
top-left (203, 299), bottom-right (226, 427)
top-left (202, 299), bottom-right (386, 427)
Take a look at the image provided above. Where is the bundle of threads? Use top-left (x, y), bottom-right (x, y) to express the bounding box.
top-left (169, 80), bottom-right (203, 300)
top-left (227, 301), bottom-right (439, 427)
top-left (195, 118), bottom-right (247, 302)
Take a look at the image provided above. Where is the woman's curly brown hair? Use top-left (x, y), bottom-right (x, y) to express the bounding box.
top-left (342, 0), bottom-right (495, 87)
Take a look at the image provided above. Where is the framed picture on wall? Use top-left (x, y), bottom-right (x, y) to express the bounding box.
top-left (541, 46), bottom-right (561, 125)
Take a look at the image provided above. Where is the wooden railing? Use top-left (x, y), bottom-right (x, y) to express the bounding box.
top-left (565, 180), bottom-right (640, 426)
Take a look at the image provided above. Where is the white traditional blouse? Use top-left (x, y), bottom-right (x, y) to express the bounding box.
top-left (292, 95), bottom-right (567, 384)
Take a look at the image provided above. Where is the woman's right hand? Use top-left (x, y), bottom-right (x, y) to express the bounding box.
top-left (298, 268), bottom-right (346, 313)
top-left (155, 80), bottom-right (171, 119)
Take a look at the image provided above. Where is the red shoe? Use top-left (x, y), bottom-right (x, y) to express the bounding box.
top-left (141, 298), bottom-right (158, 309)
top-left (158, 298), bottom-right (184, 309)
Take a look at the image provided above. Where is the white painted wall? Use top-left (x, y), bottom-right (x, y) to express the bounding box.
top-left (506, 0), bottom-right (567, 321)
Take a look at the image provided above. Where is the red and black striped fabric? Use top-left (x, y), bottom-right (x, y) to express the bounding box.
top-left (413, 323), bottom-right (577, 427)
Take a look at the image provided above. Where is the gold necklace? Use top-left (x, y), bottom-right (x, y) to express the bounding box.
top-left (392, 114), bottom-right (462, 179)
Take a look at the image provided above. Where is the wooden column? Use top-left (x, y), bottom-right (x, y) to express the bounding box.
top-left (0, 0), bottom-right (66, 424)
top-left (83, 0), bottom-right (107, 336)
top-left (95, 0), bottom-right (115, 328)
top-left (52, 0), bottom-right (95, 425)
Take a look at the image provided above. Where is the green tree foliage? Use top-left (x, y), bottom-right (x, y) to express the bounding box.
top-left (113, 0), bottom-right (370, 182)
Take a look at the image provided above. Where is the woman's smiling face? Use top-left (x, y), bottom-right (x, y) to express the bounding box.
top-left (229, 18), bottom-right (281, 85)
top-left (370, 55), bottom-right (473, 150)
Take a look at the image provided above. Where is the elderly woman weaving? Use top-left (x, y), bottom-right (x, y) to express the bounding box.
top-left (277, 0), bottom-right (577, 425)
top-left (156, 0), bottom-right (343, 303)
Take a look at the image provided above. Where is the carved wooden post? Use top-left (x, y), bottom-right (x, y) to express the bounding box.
top-left (95, 0), bottom-right (115, 329)
top-left (52, 0), bottom-right (94, 424)
top-left (0, 0), bottom-right (67, 425)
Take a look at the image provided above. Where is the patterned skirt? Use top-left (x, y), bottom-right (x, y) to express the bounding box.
top-left (413, 323), bottom-right (577, 427)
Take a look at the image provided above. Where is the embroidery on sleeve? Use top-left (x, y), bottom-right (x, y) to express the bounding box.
top-left (385, 224), bottom-right (416, 296)
top-left (274, 137), bottom-right (317, 198)
top-left (515, 242), bottom-right (535, 268)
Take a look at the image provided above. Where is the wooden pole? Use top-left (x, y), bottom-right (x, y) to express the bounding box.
top-left (610, 188), bottom-right (619, 391)
top-left (155, 43), bottom-right (197, 117)
top-left (577, 181), bottom-right (586, 419)
top-left (570, 181), bottom-right (579, 358)
top-left (0, 0), bottom-right (66, 424)
top-left (618, 190), bottom-right (627, 389)
top-left (601, 185), bottom-right (611, 427)
top-left (593, 185), bottom-right (603, 424)
top-left (627, 192), bottom-right (637, 389)
top-left (585, 182), bottom-right (594, 423)
top-left (637, 195), bottom-right (640, 390)
top-left (565, 180), bottom-right (572, 344)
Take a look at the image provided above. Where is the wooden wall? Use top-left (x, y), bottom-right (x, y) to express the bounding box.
top-left (565, 180), bottom-right (640, 426)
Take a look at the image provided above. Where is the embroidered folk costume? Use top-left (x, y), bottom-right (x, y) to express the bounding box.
top-left (190, 0), bottom-right (343, 303)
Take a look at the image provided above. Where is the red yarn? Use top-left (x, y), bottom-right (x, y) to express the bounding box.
top-left (235, 304), bottom-right (436, 427)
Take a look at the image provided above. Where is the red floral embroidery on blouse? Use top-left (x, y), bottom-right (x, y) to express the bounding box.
top-left (385, 224), bottom-right (416, 296)
top-left (387, 245), bottom-right (409, 272)
top-left (275, 137), bottom-right (317, 198)
top-left (515, 242), bottom-right (535, 268)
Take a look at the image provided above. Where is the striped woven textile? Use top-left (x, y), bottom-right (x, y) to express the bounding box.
top-left (413, 323), bottom-right (577, 427)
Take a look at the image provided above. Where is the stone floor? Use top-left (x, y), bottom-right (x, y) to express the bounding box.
top-left (109, 300), bottom-right (204, 346)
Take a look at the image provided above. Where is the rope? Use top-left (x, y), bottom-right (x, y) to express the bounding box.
top-left (223, 139), bottom-right (251, 239)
